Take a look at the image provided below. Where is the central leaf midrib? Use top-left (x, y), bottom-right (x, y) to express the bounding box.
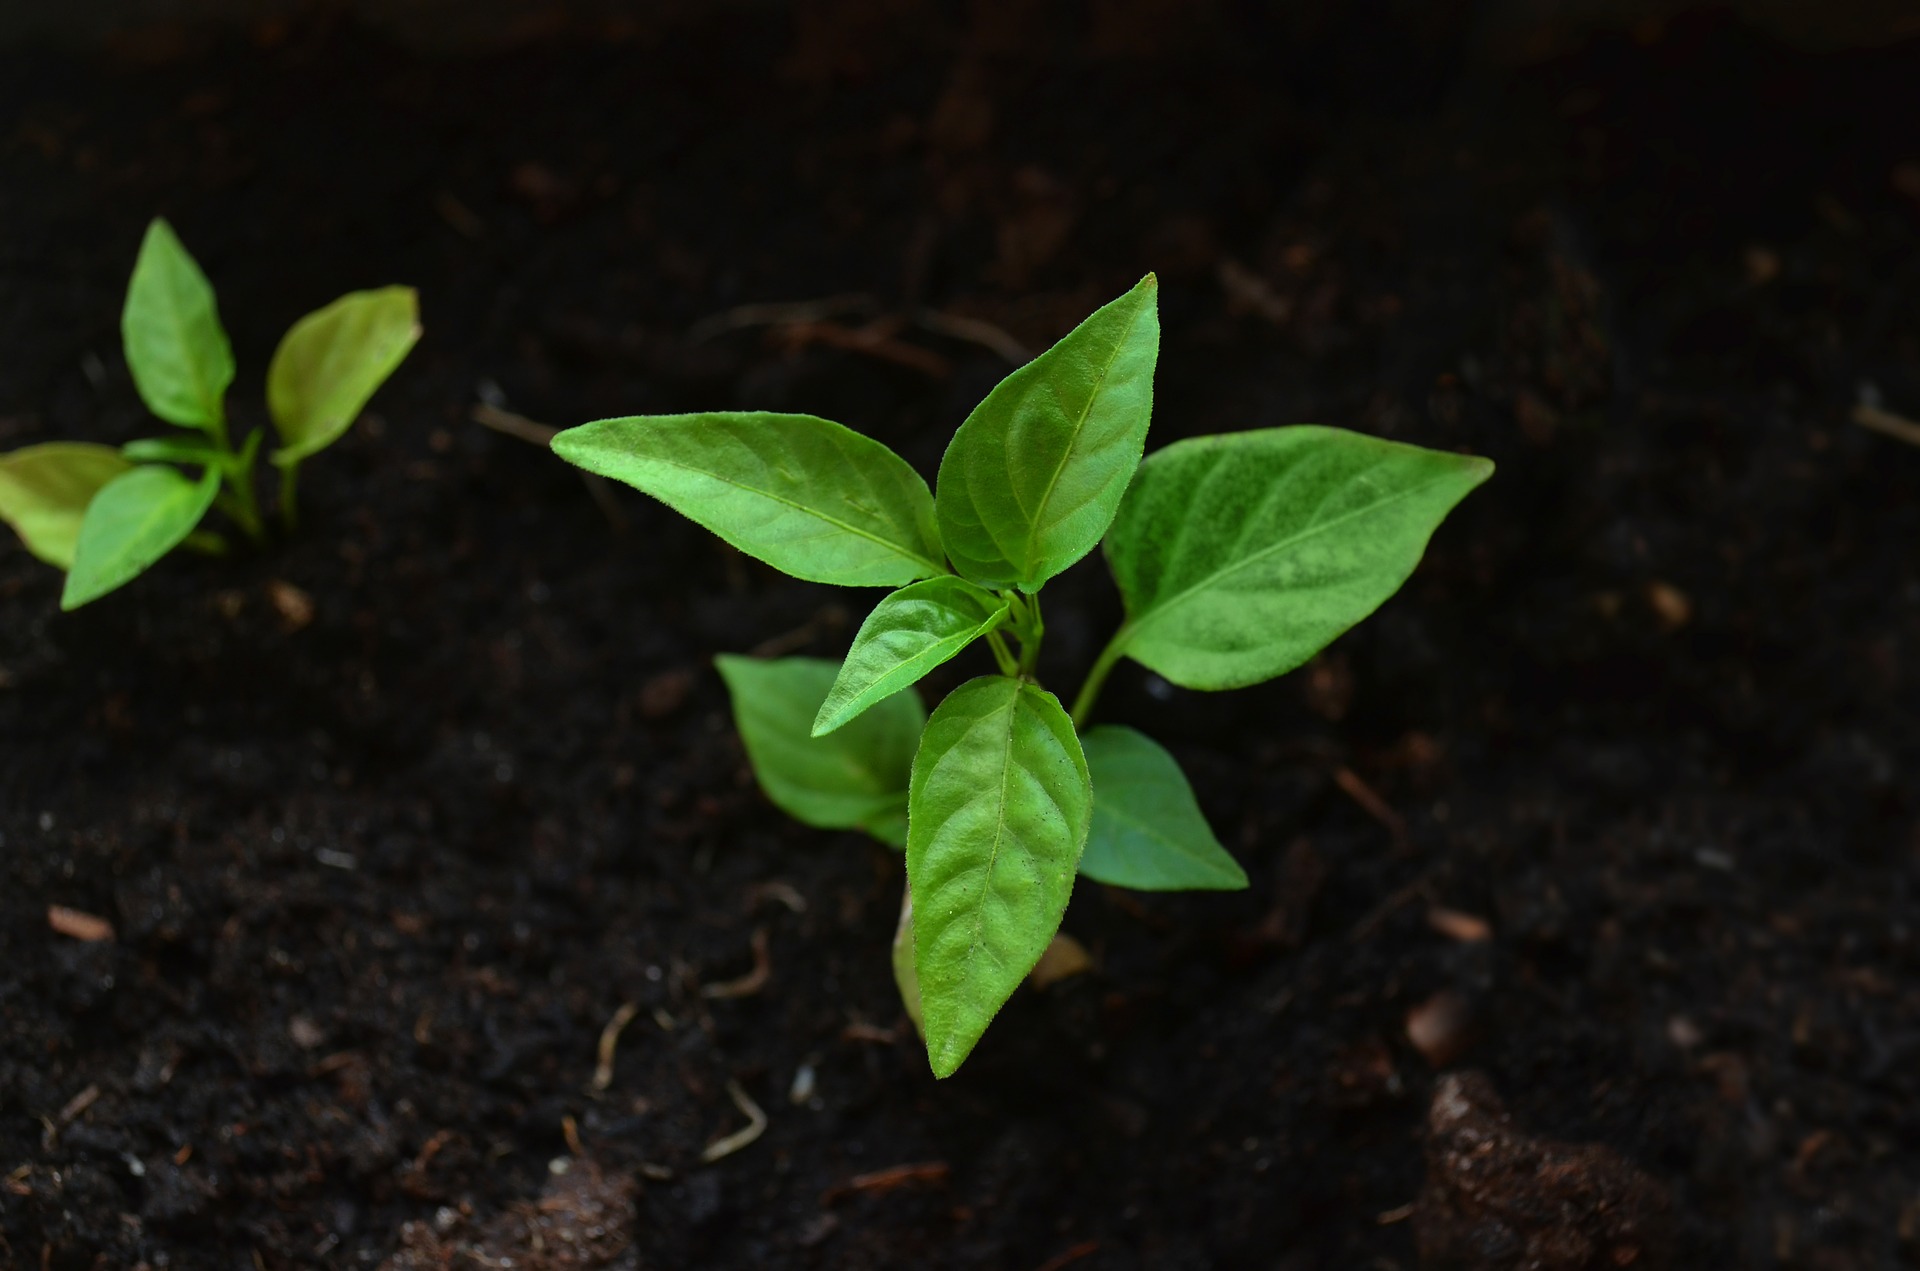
top-left (645, 449), bottom-right (943, 575)
top-left (952, 685), bottom-right (1021, 1026)
top-left (1121, 469), bottom-right (1461, 647)
top-left (152, 260), bottom-right (222, 424)
top-left (1010, 299), bottom-right (1147, 576)
top-left (823, 603), bottom-right (1006, 732)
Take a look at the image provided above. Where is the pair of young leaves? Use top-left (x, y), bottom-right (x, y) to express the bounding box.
top-left (0, 218), bottom-right (420, 608)
top-left (553, 275), bottom-right (1492, 1076)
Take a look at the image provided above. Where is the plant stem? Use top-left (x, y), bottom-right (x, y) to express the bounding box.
top-left (1069, 625), bottom-right (1130, 729)
top-left (208, 410), bottom-right (267, 543)
top-left (986, 629), bottom-right (1019, 678)
top-left (1015, 591), bottom-right (1044, 677)
top-left (215, 488), bottom-right (265, 542)
top-left (278, 462), bottom-right (299, 533)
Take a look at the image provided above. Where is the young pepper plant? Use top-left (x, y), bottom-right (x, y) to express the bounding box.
top-left (552, 275), bottom-right (1492, 1077)
top-left (0, 217), bottom-right (420, 609)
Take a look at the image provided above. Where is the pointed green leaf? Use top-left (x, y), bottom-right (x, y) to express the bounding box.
top-left (122, 219), bottom-right (234, 431)
top-left (61, 464), bottom-right (220, 609)
top-left (892, 888), bottom-right (926, 1039)
top-left (935, 275), bottom-right (1159, 591)
top-left (714, 655), bottom-right (924, 845)
top-left (269, 286), bottom-right (421, 466)
top-left (553, 413), bottom-right (945, 587)
top-left (908, 675), bottom-right (1091, 1077)
top-left (1079, 726), bottom-right (1246, 891)
top-left (1104, 426), bottom-right (1493, 690)
top-left (814, 577), bottom-right (1010, 737)
top-left (0, 444), bottom-right (136, 569)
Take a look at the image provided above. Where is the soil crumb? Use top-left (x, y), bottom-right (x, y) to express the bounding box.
top-left (1416, 1071), bottom-right (1671, 1270)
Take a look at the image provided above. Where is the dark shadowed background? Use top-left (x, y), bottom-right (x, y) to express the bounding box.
top-left (3, 2), bottom-right (1919, 1268)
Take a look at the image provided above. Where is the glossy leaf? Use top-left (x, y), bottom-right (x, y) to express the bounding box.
top-left (62, 464), bottom-right (220, 610)
top-left (907, 675), bottom-right (1090, 1077)
top-left (1079, 726), bottom-right (1246, 891)
top-left (553, 413), bottom-right (945, 587)
top-left (714, 654), bottom-right (924, 845)
top-left (269, 286), bottom-right (421, 466)
top-left (935, 275), bottom-right (1159, 591)
top-left (813, 576), bottom-right (1010, 737)
top-left (1104, 426), bottom-right (1492, 690)
top-left (122, 219), bottom-right (234, 431)
top-left (0, 444), bottom-right (136, 569)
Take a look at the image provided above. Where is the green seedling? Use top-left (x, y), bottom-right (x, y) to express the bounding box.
top-left (553, 276), bottom-right (1491, 1076)
top-left (0, 218), bottom-right (420, 609)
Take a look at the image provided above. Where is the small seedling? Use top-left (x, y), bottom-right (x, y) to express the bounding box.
top-left (553, 276), bottom-right (1491, 1076)
top-left (0, 218), bottom-right (420, 609)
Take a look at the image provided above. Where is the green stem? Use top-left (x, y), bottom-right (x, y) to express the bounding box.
top-left (986, 629), bottom-right (1019, 677)
top-left (215, 488), bottom-right (265, 542)
top-left (1070, 625), bottom-right (1131, 729)
top-left (1015, 591), bottom-right (1045, 677)
top-left (278, 462), bottom-right (299, 533)
top-left (207, 408), bottom-right (266, 543)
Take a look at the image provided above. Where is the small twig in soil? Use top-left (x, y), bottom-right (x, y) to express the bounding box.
top-left (471, 402), bottom-right (627, 530)
top-left (774, 317), bottom-right (952, 378)
top-left (746, 880), bottom-right (807, 914)
top-left (841, 1020), bottom-right (899, 1045)
top-left (911, 308), bottom-right (1031, 364)
top-left (820, 1160), bottom-right (950, 1205)
top-left (1427, 907), bottom-right (1492, 943)
top-left (1348, 875), bottom-right (1434, 943)
top-left (1853, 401), bottom-right (1920, 447)
top-left (1032, 1239), bottom-right (1101, 1271)
top-left (592, 1002), bottom-right (641, 1092)
top-left (1332, 766), bottom-right (1408, 850)
top-left (699, 1080), bottom-right (767, 1164)
top-left (561, 1114), bottom-right (585, 1159)
top-left (701, 927), bottom-right (771, 1000)
top-left (471, 402), bottom-right (557, 446)
top-left (1376, 1202), bottom-right (1415, 1225)
top-left (688, 293), bottom-right (879, 343)
top-left (46, 905), bottom-right (114, 942)
top-left (41, 1085), bottom-right (100, 1151)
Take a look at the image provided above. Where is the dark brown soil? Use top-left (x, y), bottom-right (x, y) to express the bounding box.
top-left (3, 9), bottom-right (1919, 1269)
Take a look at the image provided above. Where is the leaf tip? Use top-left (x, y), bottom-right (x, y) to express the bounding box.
top-left (926, 1039), bottom-right (966, 1080)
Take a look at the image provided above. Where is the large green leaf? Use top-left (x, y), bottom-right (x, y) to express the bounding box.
top-left (0, 444), bottom-right (136, 569)
top-left (269, 286), bottom-right (421, 466)
top-left (714, 654), bottom-right (924, 845)
top-left (907, 675), bottom-right (1090, 1077)
top-left (1104, 426), bottom-right (1492, 690)
top-left (61, 463), bottom-right (220, 610)
top-left (813, 577), bottom-right (1010, 737)
top-left (121, 219), bottom-right (234, 431)
top-left (553, 413), bottom-right (945, 587)
top-left (1079, 726), bottom-right (1246, 891)
top-left (935, 275), bottom-right (1159, 591)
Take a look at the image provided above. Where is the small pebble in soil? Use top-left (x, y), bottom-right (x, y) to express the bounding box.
top-left (1406, 989), bottom-right (1476, 1068)
top-left (1415, 1071), bottom-right (1672, 1270)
